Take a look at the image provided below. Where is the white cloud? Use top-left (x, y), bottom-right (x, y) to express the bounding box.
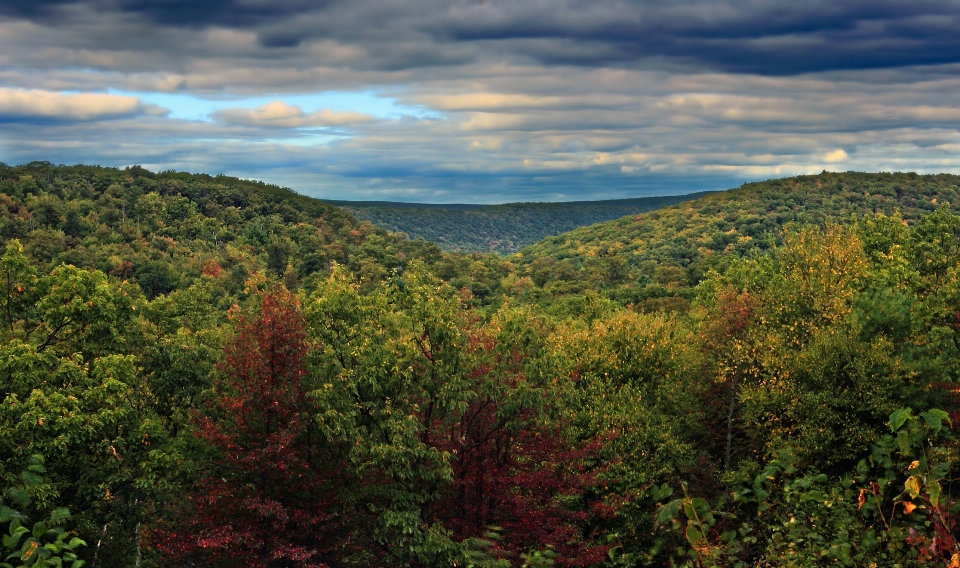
top-left (210, 101), bottom-right (376, 128)
top-left (824, 149), bottom-right (849, 162)
top-left (0, 88), bottom-right (167, 121)
top-left (460, 112), bottom-right (528, 131)
top-left (418, 93), bottom-right (564, 111)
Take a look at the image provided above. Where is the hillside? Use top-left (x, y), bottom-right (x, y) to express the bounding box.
top-left (509, 171), bottom-right (960, 312)
top-left (329, 193), bottom-right (713, 254)
top-left (5, 164), bottom-right (960, 567)
top-left (0, 162), bottom-right (508, 301)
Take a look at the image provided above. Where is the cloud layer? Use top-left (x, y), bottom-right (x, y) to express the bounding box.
top-left (0, 88), bottom-right (167, 121)
top-left (2, 1), bottom-right (960, 201)
top-left (211, 101), bottom-right (375, 128)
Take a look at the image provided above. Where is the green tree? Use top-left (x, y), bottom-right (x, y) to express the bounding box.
top-left (1, 455), bottom-right (86, 568)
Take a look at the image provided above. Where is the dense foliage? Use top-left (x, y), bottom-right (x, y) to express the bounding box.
top-left (3, 163), bottom-right (960, 567)
top-left (511, 171), bottom-right (960, 314)
top-left (0, 162), bottom-right (503, 299)
top-left (332, 194), bottom-right (712, 254)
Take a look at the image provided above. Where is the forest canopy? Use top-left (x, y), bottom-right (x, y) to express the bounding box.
top-left (330, 193), bottom-right (713, 254)
top-left (2, 163), bottom-right (960, 567)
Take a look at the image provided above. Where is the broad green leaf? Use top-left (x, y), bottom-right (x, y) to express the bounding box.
top-left (685, 525), bottom-right (705, 546)
top-left (33, 521), bottom-right (48, 539)
top-left (889, 408), bottom-right (912, 432)
top-left (48, 509), bottom-right (70, 525)
top-left (651, 483), bottom-right (673, 500)
top-left (920, 409), bottom-right (951, 434)
top-left (657, 499), bottom-right (683, 525)
top-left (897, 431), bottom-right (912, 455)
top-left (20, 471), bottom-right (42, 488)
top-left (928, 480), bottom-right (942, 507)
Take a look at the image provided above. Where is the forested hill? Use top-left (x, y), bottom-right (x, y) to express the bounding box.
top-left (0, 161), bottom-right (466, 299)
top-left (509, 171), bottom-right (960, 312)
top-left (7, 162), bottom-right (960, 566)
top-left (328, 192), bottom-right (713, 254)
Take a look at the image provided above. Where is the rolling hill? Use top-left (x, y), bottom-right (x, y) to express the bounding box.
top-left (6, 163), bottom-right (960, 566)
top-left (328, 193), bottom-right (714, 254)
top-left (508, 171), bottom-right (960, 312)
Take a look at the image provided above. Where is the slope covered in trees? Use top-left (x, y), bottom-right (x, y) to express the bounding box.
top-left (331, 193), bottom-right (713, 254)
top-left (509, 171), bottom-right (960, 313)
top-left (0, 162), bottom-right (514, 298)
top-left (3, 163), bottom-right (960, 567)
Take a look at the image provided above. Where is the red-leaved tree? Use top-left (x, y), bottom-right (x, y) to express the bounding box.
top-left (429, 319), bottom-right (613, 566)
top-left (159, 289), bottom-right (341, 567)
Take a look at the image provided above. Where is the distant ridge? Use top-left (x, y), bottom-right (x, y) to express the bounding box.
top-left (325, 193), bottom-right (715, 210)
top-left (326, 191), bottom-right (716, 254)
top-left (325, 200), bottom-right (487, 210)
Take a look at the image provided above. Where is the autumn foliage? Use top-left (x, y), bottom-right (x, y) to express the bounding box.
top-left (11, 165), bottom-right (960, 567)
top-left (156, 278), bottom-right (610, 567)
top-left (430, 324), bottom-right (611, 565)
top-left (160, 289), bottom-right (339, 567)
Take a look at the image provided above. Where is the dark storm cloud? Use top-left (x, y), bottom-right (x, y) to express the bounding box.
top-left (0, 0), bottom-right (329, 27)
top-left (4, 0), bottom-right (960, 202)
top-left (0, 0), bottom-right (79, 19)
top-left (4, 0), bottom-right (960, 74)
top-left (436, 1), bottom-right (960, 74)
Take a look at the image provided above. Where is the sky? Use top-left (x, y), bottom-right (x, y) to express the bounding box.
top-left (2, 1), bottom-right (960, 203)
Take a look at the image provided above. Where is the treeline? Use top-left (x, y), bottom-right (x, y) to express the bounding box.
top-left (0, 162), bottom-right (514, 298)
top-left (512, 171), bottom-right (960, 314)
top-left (334, 194), bottom-right (711, 254)
top-left (2, 164), bottom-right (960, 567)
